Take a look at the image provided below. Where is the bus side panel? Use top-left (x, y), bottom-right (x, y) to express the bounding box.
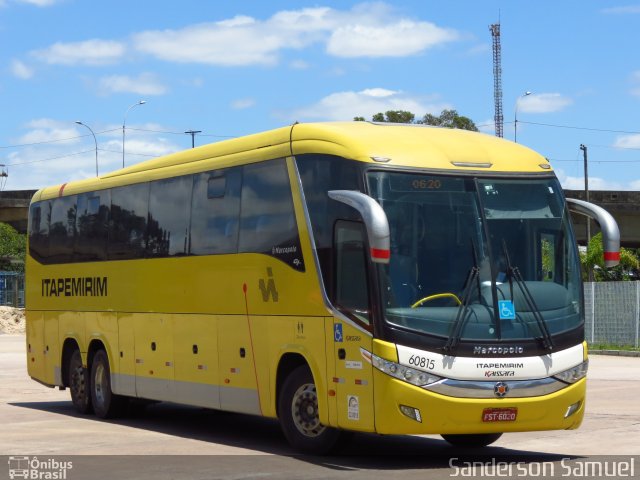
top-left (218, 315), bottom-right (261, 415)
top-left (332, 320), bottom-right (374, 432)
top-left (115, 313), bottom-right (136, 397)
top-left (324, 317), bottom-right (338, 427)
top-left (267, 316), bottom-right (331, 426)
top-left (43, 312), bottom-right (61, 386)
top-left (59, 311), bottom-right (85, 357)
top-left (247, 315), bottom-right (271, 417)
top-left (134, 313), bottom-right (174, 401)
top-left (26, 311), bottom-right (45, 383)
top-left (172, 314), bottom-right (220, 409)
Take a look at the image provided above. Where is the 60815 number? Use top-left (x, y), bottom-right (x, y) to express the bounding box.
top-left (408, 355), bottom-right (435, 370)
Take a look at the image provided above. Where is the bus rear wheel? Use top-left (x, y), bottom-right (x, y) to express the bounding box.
top-left (90, 350), bottom-right (126, 419)
top-left (69, 349), bottom-right (92, 414)
top-left (278, 365), bottom-right (342, 454)
top-left (441, 433), bottom-right (503, 448)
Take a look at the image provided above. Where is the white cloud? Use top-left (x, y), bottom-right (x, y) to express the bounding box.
top-left (326, 20), bottom-right (458, 58)
top-left (32, 39), bottom-right (126, 66)
top-left (98, 73), bottom-right (168, 95)
top-left (555, 168), bottom-right (640, 191)
top-left (18, 118), bottom-right (80, 145)
top-left (4, 121), bottom-right (181, 190)
top-left (612, 134), bottom-right (640, 148)
top-left (285, 88), bottom-right (450, 122)
top-left (630, 70), bottom-right (640, 97)
top-left (231, 98), bottom-right (255, 109)
top-left (517, 93), bottom-right (573, 114)
top-left (601, 5), bottom-right (640, 14)
top-left (10, 59), bottom-right (33, 79)
top-left (132, 4), bottom-right (460, 66)
top-left (289, 59), bottom-right (309, 70)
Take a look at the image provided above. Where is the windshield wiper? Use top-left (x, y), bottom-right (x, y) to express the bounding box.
top-left (444, 239), bottom-right (480, 353)
top-left (502, 241), bottom-right (554, 350)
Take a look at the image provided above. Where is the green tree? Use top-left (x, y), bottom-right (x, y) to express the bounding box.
top-left (357, 109), bottom-right (478, 131)
top-left (371, 110), bottom-right (415, 124)
top-left (580, 232), bottom-right (640, 281)
top-left (421, 109), bottom-right (478, 131)
top-left (0, 223), bottom-right (26, 272)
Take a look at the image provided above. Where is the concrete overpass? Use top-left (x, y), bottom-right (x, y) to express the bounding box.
top-left (565, 190), bottom-right (640, 249)
top-left (0, 190), bottom-right (36, 234)
top-left (0, 189), bottom-right (638, 249)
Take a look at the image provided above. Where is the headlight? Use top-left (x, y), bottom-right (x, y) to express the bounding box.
top-left (553, 360), bottom-right (589, 384)
top-left (365, 350), bottom-right (441, 387)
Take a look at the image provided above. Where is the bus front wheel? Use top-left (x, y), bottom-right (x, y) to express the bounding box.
top-left (69, 349), bottom-right (92, 414)
top-left (90, 350), bottom-right (126, 419)
top-left (278, 365), bottom-right (342, 454)
top-left (441, 433), bottom-right (503, 448)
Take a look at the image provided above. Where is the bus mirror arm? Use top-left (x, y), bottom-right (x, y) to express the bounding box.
top-left (328, 190), bottom-right (391, 264)
top-left (566, 198), bottom-right (620, 268)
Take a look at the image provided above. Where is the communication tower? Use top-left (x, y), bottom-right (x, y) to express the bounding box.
top-left (489, 22), bottom-right (504, 138)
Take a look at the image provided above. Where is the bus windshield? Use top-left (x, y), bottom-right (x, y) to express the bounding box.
top-left (366, 171), bottom-right (582, 343)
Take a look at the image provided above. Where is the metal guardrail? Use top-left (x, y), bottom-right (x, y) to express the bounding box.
top-left (584, 281), bottom-right (640, 348)
top-left (0, 272), bottom-right (24, 308)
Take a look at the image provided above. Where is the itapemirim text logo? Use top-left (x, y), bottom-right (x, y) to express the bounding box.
top-left (8, 456), bottom-right (73, 480)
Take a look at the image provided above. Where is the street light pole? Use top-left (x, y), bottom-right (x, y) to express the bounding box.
top-left (514, 91), bottom-right (532, 143)
top-left (580, 143), bottom-right (593, 281)
top-left (185, 130), bottom-right (202, 148)
top-left (122, 100), bottom-right (146, 168)
top-left (75, 121), bottom-right (98, 177)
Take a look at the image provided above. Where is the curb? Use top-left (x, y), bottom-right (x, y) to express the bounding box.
top-left (589, 349), bottom-right (640, 357)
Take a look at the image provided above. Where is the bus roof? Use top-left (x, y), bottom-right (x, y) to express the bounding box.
top-left (35, 121), bottom-right (551, 201)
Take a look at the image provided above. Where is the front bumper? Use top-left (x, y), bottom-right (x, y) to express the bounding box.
top-left (373, 370), bottom-right (585, 435)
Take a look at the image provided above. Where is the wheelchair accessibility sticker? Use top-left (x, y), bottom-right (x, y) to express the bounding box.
top-left (498, 300), bottom-right (516, 320)
top-left (334, 323), bottom-right (343, 342)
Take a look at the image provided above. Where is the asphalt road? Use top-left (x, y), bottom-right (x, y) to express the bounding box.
top-left (1, 334), bottom-right (639, 479)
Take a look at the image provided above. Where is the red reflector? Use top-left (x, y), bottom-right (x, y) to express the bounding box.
top-left (604, 251), bottom-right (620, 261)
top-left (371, 248), bottom-right (390, 259)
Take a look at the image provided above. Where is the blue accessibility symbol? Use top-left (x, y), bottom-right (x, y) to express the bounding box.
top-left (498, 300), bottom-right (516, 320)
top-left (334, 323), bottom-right (343, 343)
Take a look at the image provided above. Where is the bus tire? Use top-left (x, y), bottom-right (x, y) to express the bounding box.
top-left (69, 349), bottom-right (92, 414)
top-left (441, 433), bottom-right (503, 448)
top-left (278, 365), bottom-right (342, 454)
top-left (90, 350), bottom-right (126, 419)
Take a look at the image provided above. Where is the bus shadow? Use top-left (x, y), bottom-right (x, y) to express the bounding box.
top-left (10, 400), bottom-right (581, 470)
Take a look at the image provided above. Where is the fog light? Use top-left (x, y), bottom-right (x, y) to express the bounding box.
top-left (565, 401), bottom-right (581, 418)
top-left (399, 404), bottom-right (422, 423)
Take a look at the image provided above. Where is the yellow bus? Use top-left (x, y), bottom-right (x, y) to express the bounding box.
top-left (26, 122), bottom-right (620, 453)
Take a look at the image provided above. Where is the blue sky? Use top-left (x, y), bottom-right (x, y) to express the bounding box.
top-left (1, 0), bottom-right (640, 191)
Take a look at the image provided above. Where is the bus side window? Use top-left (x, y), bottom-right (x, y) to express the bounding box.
top-left (108, 183), bottom-right (150, 260)
top-left (76, 191), bottom-right (110, 262)
top-left (190, 168), bottom-right (242, 255)
top-left (334, 220), bottom-right (371, 325)
top-left (239, 159), bottom-right (304, 271)
top-left (148, 175), bottom-right (192, 257)
top-left (29, 201), bottom-right (50, 263)
top-left (48, 196), bottom-right (76, 263)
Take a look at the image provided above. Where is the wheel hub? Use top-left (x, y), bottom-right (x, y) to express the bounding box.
top-left (291, 383), bottom-right (326, 437)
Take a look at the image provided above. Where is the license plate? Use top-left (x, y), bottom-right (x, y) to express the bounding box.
top-left (482, 407), bottom-right (517, 422)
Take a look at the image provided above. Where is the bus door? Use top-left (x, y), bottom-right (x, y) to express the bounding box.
top-left (332, 220), bottom-right (375, 431)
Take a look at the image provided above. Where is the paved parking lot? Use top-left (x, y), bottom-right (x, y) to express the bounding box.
top-left (1, 334), bottom-right (639, 478)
